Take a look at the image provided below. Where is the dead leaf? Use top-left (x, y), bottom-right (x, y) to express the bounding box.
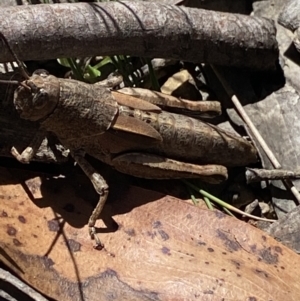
top-left (0, 166), bottom-right (299, 301)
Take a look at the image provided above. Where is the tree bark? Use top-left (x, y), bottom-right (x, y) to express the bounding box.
top-left (0, 1), bottom-right (278, 69)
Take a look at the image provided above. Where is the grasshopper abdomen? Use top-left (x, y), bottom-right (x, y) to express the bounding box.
top-left (117, 105), bottom-right (258, 166)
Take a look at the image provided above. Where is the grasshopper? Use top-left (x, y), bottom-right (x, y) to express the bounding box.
top-left (0, 33), bottom-right (258, 249)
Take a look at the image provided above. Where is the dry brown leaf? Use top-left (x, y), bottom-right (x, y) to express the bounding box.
top-left (0, 166), bottom-right (299, 301)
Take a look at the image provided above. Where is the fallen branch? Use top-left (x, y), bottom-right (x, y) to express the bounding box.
top-left (0, 1), bottom-right (278, 69)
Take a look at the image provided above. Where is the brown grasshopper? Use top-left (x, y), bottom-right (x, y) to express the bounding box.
top-left (0, 33), bottom-right (258, 249)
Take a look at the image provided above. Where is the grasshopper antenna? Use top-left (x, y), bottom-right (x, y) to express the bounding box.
top-left (0, 32), bottom-right (30, 80)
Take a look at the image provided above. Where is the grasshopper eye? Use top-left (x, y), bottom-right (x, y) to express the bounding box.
top-left (32, 88), bottom-right (49, 109)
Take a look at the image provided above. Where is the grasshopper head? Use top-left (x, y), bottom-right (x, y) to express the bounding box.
top-left (14, 73), bottom-right (60, 121)
top-left (0, 33), bottom-right (60, 121)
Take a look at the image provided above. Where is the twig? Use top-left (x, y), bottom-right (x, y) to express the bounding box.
top-left (211, 65), bottom-right (281, 168)
top-left (211, 65), bottom-right (300, 204)
top-left (0, 290), bottom-right (18, 301)
top-left (0, 267), bottom-right (49, 301)
top-left (246, 168), bottom-right (300, 183)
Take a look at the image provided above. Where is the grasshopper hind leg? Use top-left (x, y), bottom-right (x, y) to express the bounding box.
top-left (71, 150), bottom-right (109, 250)
top-left (112, 152), bottom-right (228, 183)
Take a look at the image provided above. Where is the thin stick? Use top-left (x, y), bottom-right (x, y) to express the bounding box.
top-left (246, 168), bottom-right (300, 183)
top-left (211, 65), bottom-right (300, 204)
top-left (211, 65), bottom-right (281, 168)
top-left (0, 267), bottom-right (49, 301)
